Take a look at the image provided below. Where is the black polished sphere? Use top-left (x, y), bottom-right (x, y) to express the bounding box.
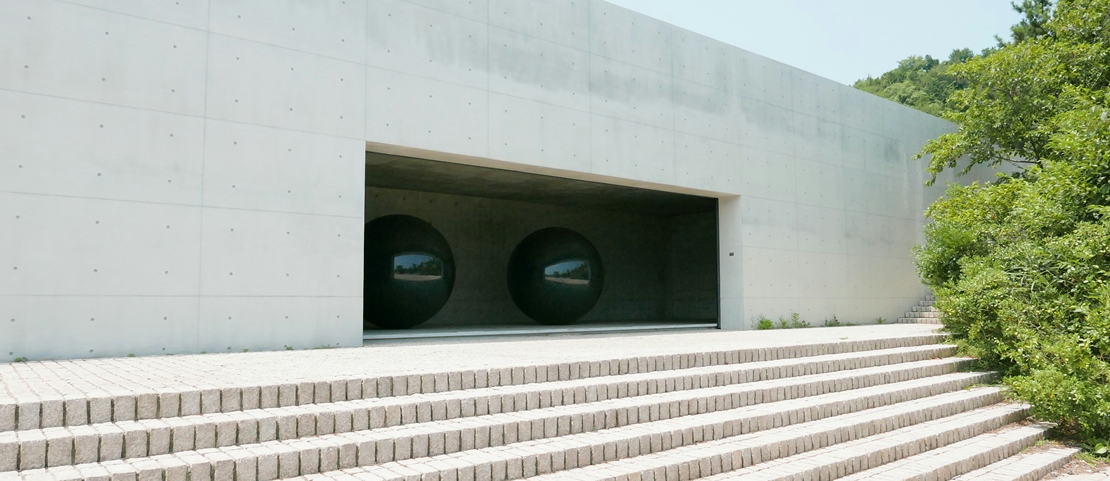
top-left (364, 215), bottom-right (455, 329)
top-left (507, 227), bottom-right (604, 325)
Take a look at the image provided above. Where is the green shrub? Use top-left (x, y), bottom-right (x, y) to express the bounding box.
top-left (1083, 438), bottom-right (1110, 456)
top-left (754, 313), bottom-right (814, 330)
top-left (914, 0), bottom-right (1110, 445)
top-left (778, 312), bottom-right (810, 329)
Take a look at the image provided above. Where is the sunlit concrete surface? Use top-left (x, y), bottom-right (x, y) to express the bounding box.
top-left (0, 324), bottom-right (940, 407)
top-left (0, 0), bottom-right (970, 360)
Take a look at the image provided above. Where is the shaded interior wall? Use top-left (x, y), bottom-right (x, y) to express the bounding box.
top-left (669, 212), bottom-right (719, 320)
top-left (365, 186), bottom-right (717, 328)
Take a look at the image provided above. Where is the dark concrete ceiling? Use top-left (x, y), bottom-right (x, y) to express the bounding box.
top-left (365, 152), bottom-right (718, 217)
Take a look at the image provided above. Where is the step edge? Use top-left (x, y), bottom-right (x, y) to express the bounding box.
top-left (3, 376), bottom-right (1004, 477)
top-left (0, 336), bottom-right (951, 432)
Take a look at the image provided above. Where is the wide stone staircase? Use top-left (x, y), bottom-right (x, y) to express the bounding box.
top-left (900, 295), bottom-right (943, 325)
top-left (0, 330), bottom-right (1079, 481)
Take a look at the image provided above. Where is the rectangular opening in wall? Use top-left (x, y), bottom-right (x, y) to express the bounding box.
top-left (364, 151), bottom-right (719, 339)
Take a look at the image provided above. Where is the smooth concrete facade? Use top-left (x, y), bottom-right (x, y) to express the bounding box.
top-left (1, 0), bottom-right (954, 361)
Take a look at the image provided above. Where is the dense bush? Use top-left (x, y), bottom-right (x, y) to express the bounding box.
top-left (915, 0), bottom-right (1110, 443)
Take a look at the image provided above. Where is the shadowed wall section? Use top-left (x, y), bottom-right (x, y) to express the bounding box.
top-left (363, 181), bottom-right (719, 328)
top-left (364, 151), bottom-right (719, 330)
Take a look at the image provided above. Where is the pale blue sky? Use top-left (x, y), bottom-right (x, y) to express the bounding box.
top-left (605, 0), bottom-right (1023, 85)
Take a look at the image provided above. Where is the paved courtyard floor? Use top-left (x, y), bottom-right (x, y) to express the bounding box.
top-left (1, 324), bottom-right (939, 404)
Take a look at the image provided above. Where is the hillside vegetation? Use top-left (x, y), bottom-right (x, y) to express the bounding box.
top-left (854, 0), bottom-right (1052, 117)
top-left (905, 0), bottom-right (1110, 447)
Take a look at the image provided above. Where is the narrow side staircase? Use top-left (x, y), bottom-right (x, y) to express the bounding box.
top-left (0, 331), bottom-right (1078, 481)
top-left (900, 294), bottom-right (943, 325)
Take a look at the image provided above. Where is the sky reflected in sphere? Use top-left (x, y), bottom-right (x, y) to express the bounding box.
top-left (393, 253), bottom-right (444, 281)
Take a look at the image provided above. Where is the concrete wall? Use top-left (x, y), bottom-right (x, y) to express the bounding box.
top-left (364, 187), bottom-right (718, 327)
top-left (0, 0), bottom-right (366, 360)
top-left (360, 0), bottom-right (953, 329)
top-left (0, 0), bottom-right (951, 361)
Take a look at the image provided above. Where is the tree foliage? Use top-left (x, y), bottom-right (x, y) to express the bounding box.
top-left (1009, 0), bottom-right (1056, 43)
top-left (854, 1), bottom-right (1056, 119)
top-left (854, 50), bottom-right (975, 116)
top-left (921, 1), bottom-right (1110, 183)
top-left (914, 0), bottom-right (1110, 442)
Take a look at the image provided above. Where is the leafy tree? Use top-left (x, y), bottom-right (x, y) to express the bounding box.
top-left (920, 0), bottom-right (1108, 182)
top-left (853, 50), bottom-right (974, 116)
top-left (914, 0), bottom-right (1110, 443)
top-left (1008, 0), bottom-right (1055, 43)
top-left (856, 1), bottom-right (1057, 117)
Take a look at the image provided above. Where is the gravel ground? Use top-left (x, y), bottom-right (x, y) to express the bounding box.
top-left (1041, 448), bottom-right (1110, 480)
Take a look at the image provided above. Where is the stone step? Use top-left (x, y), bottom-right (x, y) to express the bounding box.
top-left (837, 423), bottom-right (1054, 480)
top-left (312, 388), bottom-right (1009, 481)
top-left (0, 354), bottom-right (974, 471)
top-left (694, 403), bottom-right (1030, 480)
top-left (903, 311), bottom-right (940, 318)
top-left (17, 325), bottom-right (1068, 481)
top-left (3, 380), bottom-right (1002, 480)
top-left (951, 444), bottom-right (1079, 481)
top-left (0, 345), bottom-right (957, 469)
top-left (506, 391), bottom-right (1020, 481)
top-left (900, 318), bottom-right (943, 325)
top-left (911, 306), bottom-right (940, 313)
top-left (920, 300), bottom-right (937, 307)
top-left (0, 343), bottom-right (957, 456)
top-left (0, 334), bottom-right (946, 433)
top-left (927, 294), bottom-right (936, 301)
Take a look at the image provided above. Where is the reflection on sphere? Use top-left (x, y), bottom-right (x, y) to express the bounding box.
top-left (364, 215), bottom-right (455, 329)
top-left (507, 227), bottom-right (604, 325)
